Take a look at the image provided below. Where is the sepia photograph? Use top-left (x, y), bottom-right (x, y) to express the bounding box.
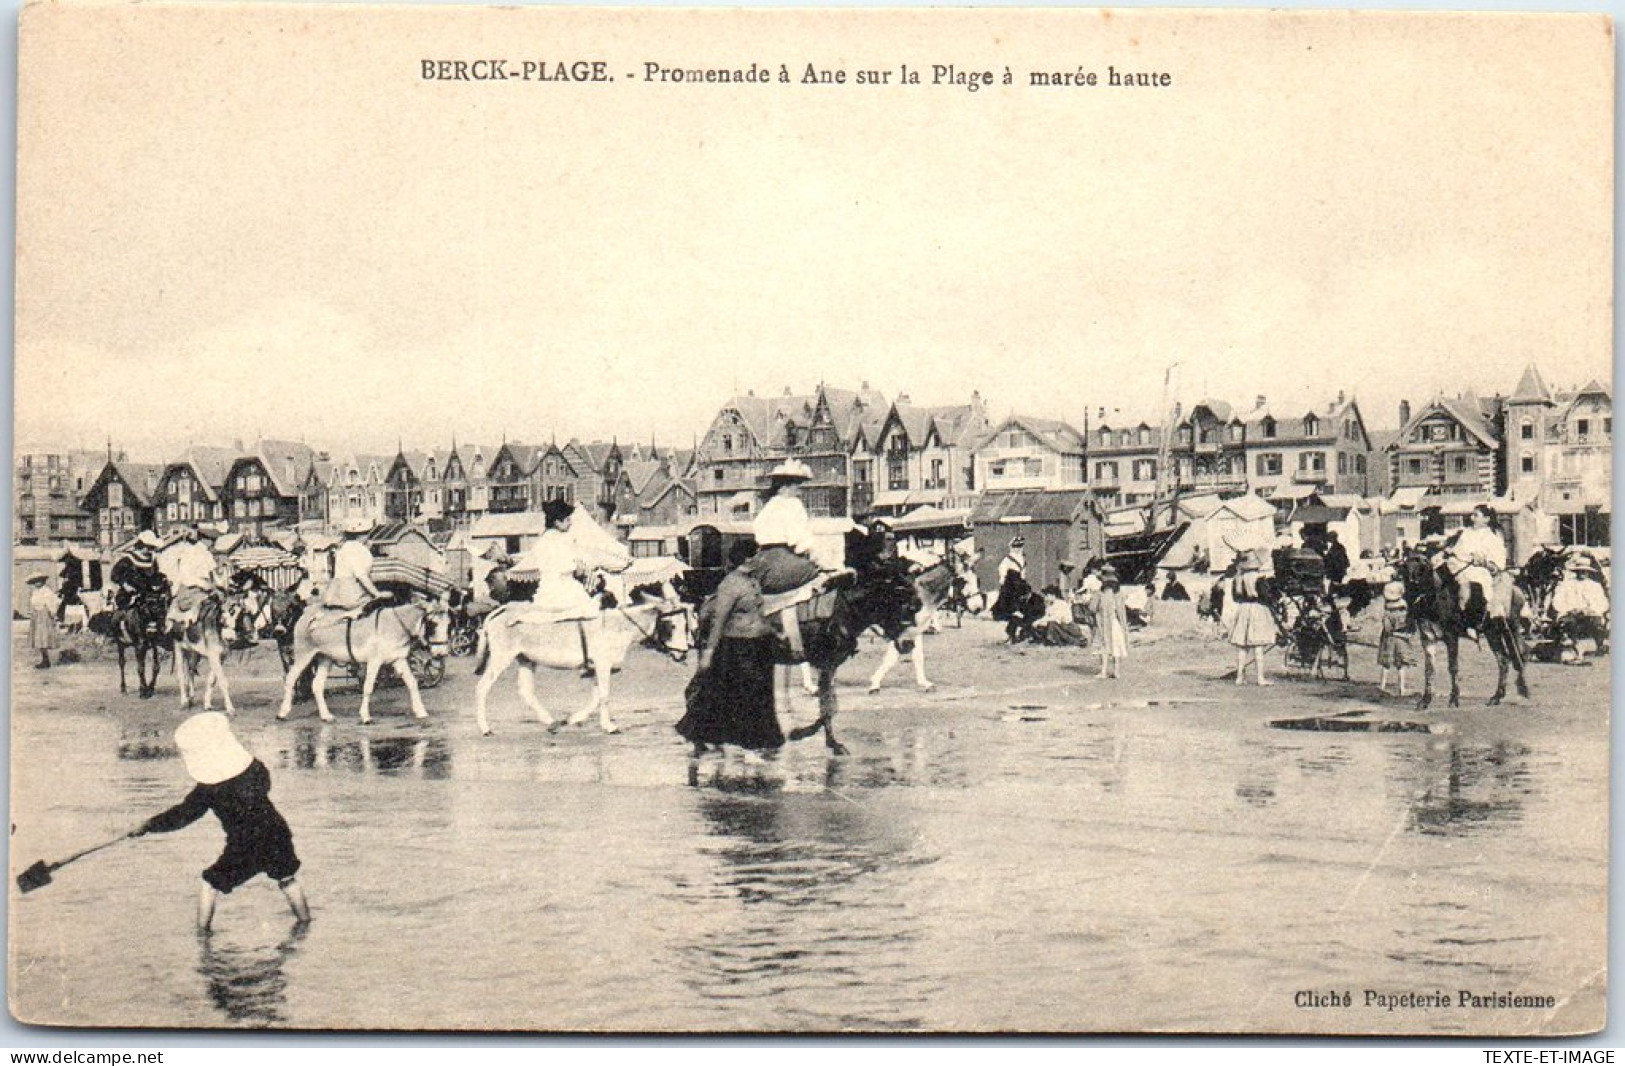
top-left (7, 3), bottom-right (1613, 1035)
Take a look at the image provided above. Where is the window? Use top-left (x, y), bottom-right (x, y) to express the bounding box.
top-left (1303, 416), bottom-right (1319, 436)
top-left (1452, 455), bottom-right (1471, 474)
top-left (1098, 428), bottom-right (1111, 446)
top-left (887, 453), bottom-right (909, 491)
top-left (928, 459), bottom-right (944, 488)
top-left (990, 461), bottom-right (1007, 478)
top-left (1119, 431), bottom-right (1131, 447)
top-left (713, 469), bottom-right (724, 482)
top-left (1337, 452), bottom-right (1348, 475)
top-left (1298, 452), bottom-right (1325, 472)
top-left (1261, 417), bottom-right (1277, 439)
top-left (1355, 455), bottom-right (1366, 474)
top-left (1025, 458), bottom-right (1044, 477)
top-left (1521, 420), bottom-right (1534, 440)
top-left (166, 503), bottom-right (177, 521)
top-left (108, 482), bottom-right (123, 508)
top-left (1521, 453), bottom-right (1535, 473)
top-left (1137, 427), bottom-right (1150, 445)
top-left (1094, 461), bottom-right (1119, 482)
top-left (1606, 417), bottom-right (1613, 435)
top-left (1576, 418), bottom-right (1590, 440)
top-left (1133, 459), bottom-right (1156, 481)
top-left (1178, 426), bottom-right (1192, 444)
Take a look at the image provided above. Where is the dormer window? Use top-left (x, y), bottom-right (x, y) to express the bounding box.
top-left (1304, 415), bottom-right (1319, 436)
top-left (1262, 417), bottom-right (1277, 439)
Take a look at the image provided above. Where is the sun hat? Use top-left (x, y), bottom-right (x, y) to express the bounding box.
top-left (174, 712), bottom-right (254, 786)
top-left (341, 516), bottom-right (372, 535)
top-left (1010, 537), bottom-right (1025, 548)
top-left (1382, 580), bottom-right (1405, 603)
top-left (766, 459), bottom-right (813, 483)
top-left (133, 531), bottom-right (164, 549)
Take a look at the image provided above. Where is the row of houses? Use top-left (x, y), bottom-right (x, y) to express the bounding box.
top-left (688, 365), bottom-right (1610, 549)
top-left (23, 363), bottom-right (1611, 559)
top-left (65, 437), bottom-right (700, 553)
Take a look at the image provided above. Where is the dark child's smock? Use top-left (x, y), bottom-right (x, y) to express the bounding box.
top-left (143, 759), bottom-right (301, 893)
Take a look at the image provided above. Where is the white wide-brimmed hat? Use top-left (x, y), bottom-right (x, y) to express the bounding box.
top-left (133, 531), bottom-right (164, 549)
top-left (341, 516), bottom-right (373, 535)
top-left (174, 711), bottom-right (254, 785)
top-left (766, 459), bottom-right (813, 483)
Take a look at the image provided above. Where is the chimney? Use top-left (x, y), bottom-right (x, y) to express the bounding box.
top-left (1399, 399), bottom-right (1412, 426)
top-left (1256, 394), bottom-right (1266, 409)
top-left (897, 393), bottom-right (911, 406)
top-left (1336, 389), bottom-right (1345, 405)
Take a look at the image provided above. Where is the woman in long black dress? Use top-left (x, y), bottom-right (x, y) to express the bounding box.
top-left (677, 552), bottom-right (783, 755)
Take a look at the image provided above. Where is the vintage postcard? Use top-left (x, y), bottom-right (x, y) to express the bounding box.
top-left (9, 3), bottom-right (1612, 1035)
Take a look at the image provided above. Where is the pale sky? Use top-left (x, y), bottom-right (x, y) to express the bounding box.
top-left (14, 7), bottom-right (1613, 461)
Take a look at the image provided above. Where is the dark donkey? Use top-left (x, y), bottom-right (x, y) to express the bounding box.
top-left (1398, 547), bottom-right (1530, 709)
top-left (769, 529), bottom-right (923, 755)
top-left (89, 589), bottom-right (171, 699)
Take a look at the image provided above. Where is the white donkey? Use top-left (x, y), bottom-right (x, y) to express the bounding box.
top-left (276, 601), bottom-right (446, 724)
top-left (472, 598), bottom-right (692, 737)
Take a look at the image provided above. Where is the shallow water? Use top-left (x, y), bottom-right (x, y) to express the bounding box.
top-left (9, 622), bottom-right (1608, 1033)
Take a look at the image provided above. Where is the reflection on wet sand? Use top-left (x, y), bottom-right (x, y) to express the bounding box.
top-left (1401, 742), bottom-right (1532, 837)
top-left (282, 726), bottom-right (451, 779)
top-left (116, 722), bottom-right (177, 763)
top-left (198, 923), bottom-right (307, 1026)
top-left (678, 759), bottom-right (939, 1029)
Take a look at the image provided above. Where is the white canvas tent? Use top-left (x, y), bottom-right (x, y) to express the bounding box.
top-left (1158, 493), bottom-right (1277, 571)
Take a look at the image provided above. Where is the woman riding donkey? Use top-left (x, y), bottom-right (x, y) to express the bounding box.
top-left (1444, 504), bottom-right (1508, 641)
top-left (751, 459), bottom-right (827, 594)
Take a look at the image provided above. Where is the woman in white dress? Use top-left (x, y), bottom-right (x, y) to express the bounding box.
top-left (524, 499), bottom-right (600, 618)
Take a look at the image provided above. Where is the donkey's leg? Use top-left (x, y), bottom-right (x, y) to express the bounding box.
top-left (800, 662), bottom-right (820, 696)
top-left (565, 666), bottom-right (609, 731)
top-left (1446, 638), bottom-right (1461, 708)
top-left (910, 631), bottom-right (934, 691)
top-left (278, 648), bottom-right (319, 719)
top-left (1417, 639), bottom-right (1435, 710)
top-left (177, 649), bottom-right (195, 709)
top-left (358, 659), bottom-right (383, 725)
top-left (396, 655), bottom-right (429, 720)
top-left (819, 666), bottom-right (847, 755)
top-left (213, 649), bottom-right (236, 715)
top-left (514, 662), bottom-right (555, 730)
top-left (472, 645), bottom-right (513, 736)
top-left (311, 660), bottom-right (337, 723)
top-left (116, 642), bottom-right (128, 694)
top-left (867, 643), bottom-right (902, 693)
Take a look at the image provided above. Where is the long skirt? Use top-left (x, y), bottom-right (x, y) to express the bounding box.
top-left (1228, 602), bottom-right (1278, 649)
top-left (676, 636), bottom-right (784, 750)
top-left (29, 608), bottom-right (58, 651)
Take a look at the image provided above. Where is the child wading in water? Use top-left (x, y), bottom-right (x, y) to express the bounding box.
top-left (134, 712), bottom-right (310, 931)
